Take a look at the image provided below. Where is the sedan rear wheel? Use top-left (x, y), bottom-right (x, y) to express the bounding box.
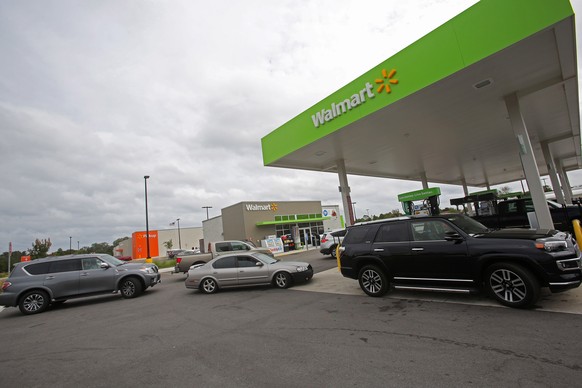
top-left (358, 265), bottom-right (388, 297)
top-left (486, 262), bottom-right (539, 308)
top-left (200, 278), bottom-right (218, 294)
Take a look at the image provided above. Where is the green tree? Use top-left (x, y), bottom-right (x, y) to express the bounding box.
top-left (499, 186), bottom-right (512, 195)
top-left (163, 239), bottom-right (173, 250)
top-left (0, 250), bottom-right (25, 272)
top-left (113, 237), bottom-right (130, 247)
top-left (29, 238), bottom-right (52, 260)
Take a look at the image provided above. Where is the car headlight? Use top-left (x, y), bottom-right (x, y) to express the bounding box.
top-left (140, 266), bottom-right (155, 274)
top-left (296, 266), bottom-right (308, 272)
top-left (535, 239), bottom-right (568, 252)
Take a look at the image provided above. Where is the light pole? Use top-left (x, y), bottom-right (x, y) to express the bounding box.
top-left (176, 218), bottom-right (182, 249)
top-left (144, 175), bottom-right (152, 263)
top-left (69, 236), bottom-right (72, 253)
top-left (202, 206), bottom-right (212, 220)
top-left (351, 202), bottom-right (357, 221)
top-left (77, 241), bottom-right (79, 250)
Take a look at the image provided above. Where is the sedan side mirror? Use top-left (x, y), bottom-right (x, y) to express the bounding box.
top-left (255, 262), bottom-right (264, 267)
top-left (100, 262), bottom-right (110, 269)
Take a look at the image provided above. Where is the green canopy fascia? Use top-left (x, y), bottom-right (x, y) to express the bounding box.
top-left (261, 0), bottom-right (574, 166)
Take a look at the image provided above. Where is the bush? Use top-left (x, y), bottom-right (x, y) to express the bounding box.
top-left (153, 259), bottom-right (176, 269)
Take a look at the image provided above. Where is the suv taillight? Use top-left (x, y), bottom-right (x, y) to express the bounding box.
top-left (176, 257), bottom-right (182, 264)
top-left (321, 238), bottom-right (328, 243)
top-left (1, 281), bottom-right (11, 291)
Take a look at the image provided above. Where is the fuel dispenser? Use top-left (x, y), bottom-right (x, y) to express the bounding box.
top-left (398, 187), bottom-right (441, 216)
top-left (450, 189), bottom-right (499, 216)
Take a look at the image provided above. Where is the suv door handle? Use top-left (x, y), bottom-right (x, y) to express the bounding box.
top-left (81, 273), bottom-right (89, 277)
top-left (373, 248), bottom-right (384, 252)
top-left (411, 248), bottom-right (424, 251)
top-left (45, 276), bottom-right (55, 280)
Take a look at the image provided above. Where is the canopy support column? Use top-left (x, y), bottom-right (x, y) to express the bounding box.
top-left (541, 141), bottom-right (566, 204)
top-left (505, 93), bottom-right (554, 229)
top-left (420, 172), bottom-right (428, 189)
top-left (558, 160), bottom-right (573, 203)
top-left (337, 159), bottom-right (355, 226)
top-left (461, 179), bottom-right (473, 213)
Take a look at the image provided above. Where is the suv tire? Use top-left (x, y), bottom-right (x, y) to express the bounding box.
top-left (120, 277), bottom-right (143, 299)
top-left (358, 265), bottom-right (389, 297)
top-left (19, 290), bottom-right (50, 315)
top-left (485, 262), bottom-right (540, 308)
top-left (330, 244), bottom-right (338, 259)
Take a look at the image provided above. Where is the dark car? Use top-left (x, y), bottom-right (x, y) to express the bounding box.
top-left (338, 214), bottom-right (582, 308)
top-left (0, 254), bottom-right (161, 315)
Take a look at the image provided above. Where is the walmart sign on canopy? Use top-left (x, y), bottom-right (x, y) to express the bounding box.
top-left (310, 69), bottom-right (399, 128)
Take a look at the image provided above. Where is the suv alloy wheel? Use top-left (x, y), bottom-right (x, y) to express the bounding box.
top-left (358, 265), bottom-right (389, 297)
top-left (485, 262), bottom-right (540, 308)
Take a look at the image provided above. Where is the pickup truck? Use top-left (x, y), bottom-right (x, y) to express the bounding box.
top-left (173, 240), bottom-right (274, 273)
top-left (471, 198), bottom-right (582, 232)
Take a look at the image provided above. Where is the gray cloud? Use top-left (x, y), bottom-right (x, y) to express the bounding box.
top-left (3, 0), bottom-right (580, 252)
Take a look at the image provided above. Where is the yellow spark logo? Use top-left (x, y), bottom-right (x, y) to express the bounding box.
top-left (270, 203), bottom-right (278, 211)
top-left (375, 69), bottom-right (398, 94)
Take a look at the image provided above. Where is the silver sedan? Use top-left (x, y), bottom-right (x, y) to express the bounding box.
top-left (185, 252), bottom-right (313, 293)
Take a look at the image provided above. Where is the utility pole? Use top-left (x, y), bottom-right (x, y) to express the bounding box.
top-left (202, 206), bottom-right (212, 220)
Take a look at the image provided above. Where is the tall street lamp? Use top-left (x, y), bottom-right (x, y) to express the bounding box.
top-left (176, 218), bottom-right (182, 249)
top-left (351, 202), bottom-right (357, 221)
top-left (69, 236), bottom-right (72, 253)
top-left (202, 206), bottom-right (212, 220)
top-left (144, 175), bottom-right (152, 263)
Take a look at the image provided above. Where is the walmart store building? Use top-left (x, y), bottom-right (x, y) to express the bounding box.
top-left (203, 201), bottom-right (343, 251)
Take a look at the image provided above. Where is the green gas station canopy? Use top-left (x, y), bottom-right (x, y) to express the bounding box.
top-left (261, 0), bottom-right (580, 188)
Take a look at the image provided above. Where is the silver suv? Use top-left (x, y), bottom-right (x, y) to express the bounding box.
top-left (0, 254), bottom-right (161, 315)
top-left (319, 229), bottom-right (346, 258)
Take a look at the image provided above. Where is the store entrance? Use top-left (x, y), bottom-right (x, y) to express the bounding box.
top-left (298, 227), bottom-right (312, 249)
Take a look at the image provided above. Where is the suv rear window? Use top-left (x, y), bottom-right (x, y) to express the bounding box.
top-left (49, 259), bottom-right (82, 273)
top-left (344, 225), bottom-right (375, 244)
top-left (24, 262), bottom-right (51, 275)
top-left (375, 222), bottom-right (409, 242)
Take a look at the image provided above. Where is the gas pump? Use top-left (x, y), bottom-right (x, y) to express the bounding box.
top-left (397, 187), bottom-right (441, 216)
top-left (450, 189), bottom-right (499, 216)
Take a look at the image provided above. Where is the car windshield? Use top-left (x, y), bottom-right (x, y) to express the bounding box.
top-left (442, 213), bottom-right (489, 235)
top-left (99, 254), bottom-right (126, 266)
top-left (255, 252), bottom-right (278, 264)
top-left (244, 240), bottom-right (257, 248)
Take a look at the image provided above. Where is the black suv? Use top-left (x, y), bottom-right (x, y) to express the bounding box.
top-left (338, 214), bottom-right (582, 308)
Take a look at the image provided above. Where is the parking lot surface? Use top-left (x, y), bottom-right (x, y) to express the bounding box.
top-left (2, 250), bottom-right (582, 387)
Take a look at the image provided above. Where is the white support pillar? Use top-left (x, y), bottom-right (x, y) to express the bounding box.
top-left (541, 141), bottom-right (565, 204)
top-left (420, 172), bottom-right (429, 189)
top-left (558, 160), bottom-right (573, 203)
top-left (336, 159), bottom-right (355, 227)
top-left (461, 179), bottom-right (474, 213)
top-left (505, 93), bottom-right (554, 229)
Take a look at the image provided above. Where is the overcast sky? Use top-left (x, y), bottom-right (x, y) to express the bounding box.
top-left (2, 0), bottom-right (582, 252)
